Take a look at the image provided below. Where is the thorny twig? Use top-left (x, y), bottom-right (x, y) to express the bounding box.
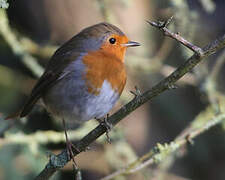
top-left (147, 17), bottom-right (204, 56)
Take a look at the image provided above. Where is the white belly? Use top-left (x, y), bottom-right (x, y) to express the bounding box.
top-left (79, 80), bottom-right (119, 120)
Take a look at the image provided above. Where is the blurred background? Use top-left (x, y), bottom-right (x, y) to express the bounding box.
top-left (0, 0), bottom-right (225, 179)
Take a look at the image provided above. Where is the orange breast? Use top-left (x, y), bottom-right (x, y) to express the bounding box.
top-left (82, 49), bottom-right (127, 95)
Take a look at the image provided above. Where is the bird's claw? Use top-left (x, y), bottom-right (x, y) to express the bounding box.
top-left (96, 114), bottom-right (112, 143)
top-left (103, 115), bottom-right (113, 143)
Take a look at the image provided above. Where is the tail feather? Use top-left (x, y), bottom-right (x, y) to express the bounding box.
top-left (20, 98), bottom-right (38, 117)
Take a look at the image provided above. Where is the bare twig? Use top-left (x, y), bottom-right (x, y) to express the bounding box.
top-left (34, 18), bottom-right (225, 180)
top-left (147, 17), bottom-right (204, 56)
top-left (0, 121), bottom-right (107, 147)
top-left (145, 50), bottom-right (225, 179)
top-left (21, 38), bottom-right (57, 59)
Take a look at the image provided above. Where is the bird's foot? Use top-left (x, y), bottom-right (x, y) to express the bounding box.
top-left (95, 114), bottom-right (112, 143)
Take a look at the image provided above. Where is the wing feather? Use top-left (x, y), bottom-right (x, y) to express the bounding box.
top-left (19, 50), bottom-right (81, 117)
top-left (7, 32), bottom-right (84, 120)
top-left (20, 71), bottom-right (59, 117)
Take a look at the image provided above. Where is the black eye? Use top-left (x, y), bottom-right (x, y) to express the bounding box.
top-left (109, 38), bottom-right (116, 44)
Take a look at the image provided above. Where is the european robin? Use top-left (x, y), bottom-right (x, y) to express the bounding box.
top-left (6, 22), bottom-right (140, 165)
top-left (6, 23), bottom-right (140, 153)
top-left (12, 22), bottom-right (140, 124)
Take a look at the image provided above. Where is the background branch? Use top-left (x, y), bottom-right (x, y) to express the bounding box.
top-left (102, 110), bottom-right (225, 180)
top-left (0, 9), bottom-right (43, 77)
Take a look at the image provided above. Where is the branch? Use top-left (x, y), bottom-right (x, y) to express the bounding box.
top-left (0, 9), bottom-right (43, 77)
top-left (35, 18), bottom-right (225, 180)
top-left (147, 17), bottom-right (204, 56)
top-left (131, 51), bottom-right (225, 179)
top-left (102, 109), bottom-right (225, 180)
top-left (20, 38), bottom-right (57, 59)
top-left (0, 121), bottom-right (124, 150)
top-left (160, 65), bottom-right (197, 86)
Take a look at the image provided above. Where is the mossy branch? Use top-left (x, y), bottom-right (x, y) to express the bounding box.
top-left (0, 9), bottom-right (43, 77)
top-left (0, 121), bottom-right (125, 153)
top-left (102, 109), bottom-right (225, 180)
top-left (35, 18), bottom-right (225, 180)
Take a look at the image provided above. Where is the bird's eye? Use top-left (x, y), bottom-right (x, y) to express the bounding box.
top-left (109, 38), bottom-right (116, 44)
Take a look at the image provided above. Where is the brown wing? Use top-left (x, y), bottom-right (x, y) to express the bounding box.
top-left (18, 32), bottom-right (86, 118)
top-left (20, 54), bottom-right (82, 119)
top-left (20, 71), bottom-right (60, 117)
top-left (7, 23), bottom-right (110, 119)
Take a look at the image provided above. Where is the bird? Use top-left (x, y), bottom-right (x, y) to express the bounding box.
top-left (6, 22), bottom-right (140, 159)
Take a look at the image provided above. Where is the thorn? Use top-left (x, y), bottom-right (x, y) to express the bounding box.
top-left (146, 20), bottom-right (157, 27)
top-left (159, 16), bottom-right (174, 28)
top-left (168, 84), bottom-right (178, 90)
top-left (146, 16), bottom-right (174, 29)
top-left (84, 146), bottom-right (91, 151)
top-left (165, 16), bottom-right (174, 27)
top-left (158, 21), bottom-right (165, 28)
top-left (130, 86), bottom-right (142, 99)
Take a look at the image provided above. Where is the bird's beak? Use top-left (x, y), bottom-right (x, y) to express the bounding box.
top-left (122, 41), bottom-right (141, 47)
